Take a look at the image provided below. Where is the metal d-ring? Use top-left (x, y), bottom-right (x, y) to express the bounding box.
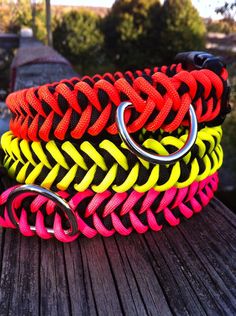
top-left (7, 184), bottom-right (78, 236)
top-left (116, 101), bottom-right (198, 165)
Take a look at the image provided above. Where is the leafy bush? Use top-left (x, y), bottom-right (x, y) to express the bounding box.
top-left (102, 0), bottom-right (206, 69)
top-left (0, 0), bottom-right (32, 34)
top-left (34, 5), bottom-right (47, 43)
top-left (0, 1), bottom-right (48, 43)
top-left (207, 19), bottom-right (236, 34)
top-left (156, 0), bottom-right (206, 63)
top-left (102, 0), bottom-right (161, 69)
top-left (53, 10), bottom-right (104, 72)
top-left (2, 0), bottom-right (205, 73)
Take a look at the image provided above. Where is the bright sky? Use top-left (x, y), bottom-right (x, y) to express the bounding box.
top-left (51, 0), bottom-right (233, 19)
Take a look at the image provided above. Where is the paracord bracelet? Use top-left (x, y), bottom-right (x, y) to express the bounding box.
top-left (0, 51), bottom-right (230, 241)
top-left (2, 127), bottom-right (222, 192)
top-left (6, 52), bottom-right (229, 142)
top-left (0, 168), bottom-right (218, 242)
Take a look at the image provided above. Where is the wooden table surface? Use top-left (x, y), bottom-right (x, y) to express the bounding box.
top-left (0, 37), bottom-right (235, 316)
top-left (0, 199), bottom-right (235, 316)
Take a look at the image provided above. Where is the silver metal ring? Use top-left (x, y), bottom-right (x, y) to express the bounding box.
top-left (7, 184), bottom-right (78, 236)
top-left (116, 101), bottom-right (198, 165)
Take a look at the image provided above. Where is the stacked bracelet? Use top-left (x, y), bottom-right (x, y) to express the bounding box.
top-left (0, 171), bottom-right (218, 242)
top-left (0, 51), bottom-right (231, 242)
top-left (1, 127), bottom-right (222, 192)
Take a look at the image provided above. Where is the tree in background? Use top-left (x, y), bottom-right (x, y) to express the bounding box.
top-left (102, 0), bottom-right (205, 69)
top-left (102, 0), bottom-right (161, 69)
top-left (157, 0), bottom-right (206, 63)
top-left (34, 5), bottom-right (47, 43)
top-left (0, 0), bottom-right (47, 43)
top-left (0, 0), bottom-right (32, 33)
top-left (0, 0), bottom-right (207, 72)
top-left (215, 1), bottom-right (236, 33)
top-left (216, 1), bottom-right (236, 21)
top-left (53, 10), bottom-right (104, 72)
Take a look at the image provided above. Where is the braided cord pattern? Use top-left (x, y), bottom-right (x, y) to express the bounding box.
top-left (1, 53), bottom-right (230, 241)
top-left (0, 173), bottom-right (219, 242)
top-left (6, 63), bottom-right (228, 142)
top-left (1, 127), bottom-right (223, 193)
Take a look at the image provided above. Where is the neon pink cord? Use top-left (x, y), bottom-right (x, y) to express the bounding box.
top-left (0, 173), bottom-right (219, 242)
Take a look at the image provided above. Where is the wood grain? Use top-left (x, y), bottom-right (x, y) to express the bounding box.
top-left (0, 201), bottom-right (235, 316)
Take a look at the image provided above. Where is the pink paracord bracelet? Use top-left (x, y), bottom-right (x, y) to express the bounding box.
top-left (0, 173), bottom-right (218, 242)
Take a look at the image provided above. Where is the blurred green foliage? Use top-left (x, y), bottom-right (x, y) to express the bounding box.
top-left (0, 0), bottom-right (218, 74)
top-left (34, 6), bottom-right (47, 43)
top-left (101, 0), bottom-right (161, 68)
top-left (52, 0), bottom-right (206, 71)
top-left (157, 0), bottom-right (206, 63)
top-left (0, 0), bottom-right (207, 72)
top-left (53, 10), bottom-right (104, 72)
top-left (0, 1), bottom-right (47, 43)
top-left (207, 20), bottom-right (235, 34)
top-left (207, 1), bottom-right (236, 34)
top-left (0, 0), bottom-right (31, 33)
top-left (215, 1), bottom-right (236, 22)
top-left (101, 0), bottom-right (206, 69)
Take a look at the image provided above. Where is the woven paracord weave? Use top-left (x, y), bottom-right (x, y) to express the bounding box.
top-left (0, 169), bottom-right (218, 242)
top-left (0, 51), bottom-right (230, 241)
top-left (1, 126), bottom-right (222, 193)
top-left (6, 63), bottom-right (229, 142)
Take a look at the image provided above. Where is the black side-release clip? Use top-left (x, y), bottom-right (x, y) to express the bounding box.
top-left (174, 51), bottom-right (225, 75)
top-left (175, 51), bottom-right (231, 125)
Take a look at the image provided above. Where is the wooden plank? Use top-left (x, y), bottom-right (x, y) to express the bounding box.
top-left (103, 237), bottom-right (149, 316)
top-left (0, 228), bottom-right (5, 283)
top-left (106, 234), bottom-right (172, 316)
top-left (63, 242), bottom-right (97, 316)
top-left (80, 236), bottom-right (124, 315)
top-left (143, 231), bottom-right (208, 315)
top-left (40, 239), bottom-right (73, 316)
top-left (0, 204), bottom-right (235, 315)
top-left (164, 222), bottom-right (236, 314)
top-left (0, 231), bottom-right (39, 315)
top-left (10, 234), bottom-right (40, 315)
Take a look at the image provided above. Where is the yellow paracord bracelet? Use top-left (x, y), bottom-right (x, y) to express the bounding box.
top-left (1, 126), bottom-right (223, 193)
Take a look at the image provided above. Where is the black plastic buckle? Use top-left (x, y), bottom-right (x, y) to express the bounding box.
top-left (174, 51), bottom-right (225, 75)
top-left (175, 51), bottom-right (231, 124)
